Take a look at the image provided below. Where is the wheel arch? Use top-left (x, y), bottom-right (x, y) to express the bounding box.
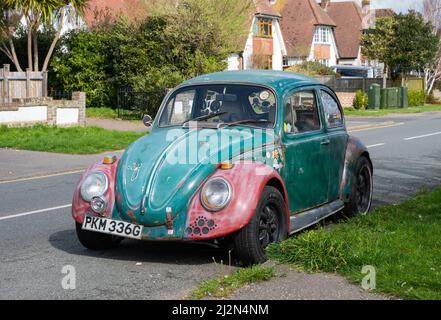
top-left (185, 161), bottom-right (290, 240)
top-left (340, 136), bottom-right (372, 202)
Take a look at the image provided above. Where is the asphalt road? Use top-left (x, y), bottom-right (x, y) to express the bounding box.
top-left (1, 112), bottom-right (440, 299)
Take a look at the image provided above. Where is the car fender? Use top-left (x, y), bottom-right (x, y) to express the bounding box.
top-left (185, 161), bottom-right (290, 240)
top-left (340, 135), bottom-right (372, 201)
top-left (72, 160), bottom-right (119, 224)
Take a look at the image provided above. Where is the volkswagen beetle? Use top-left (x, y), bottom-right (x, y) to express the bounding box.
top-left (72, 71), bottom-right (373, 265)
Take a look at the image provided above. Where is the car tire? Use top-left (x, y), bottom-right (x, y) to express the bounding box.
top-left (75, 222), bottom-right (123, 250)
top-left (232, 186), bottom-right (287, 266)
top-left (344, 156), bottom-right (373, 216)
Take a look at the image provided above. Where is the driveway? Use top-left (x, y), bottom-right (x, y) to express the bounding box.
top-left (0, 112), bottom-right (440, 299)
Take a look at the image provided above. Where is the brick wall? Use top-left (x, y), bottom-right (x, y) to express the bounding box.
top-left (336, 92), bottom-right (355, 108)
top-left (0, 91), bottom-right (86, 127)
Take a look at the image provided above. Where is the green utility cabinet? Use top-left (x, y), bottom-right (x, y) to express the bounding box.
top-left (399, 86), bottom-right (408, 108)
top-left (368, 84), bottom-right (381, 110)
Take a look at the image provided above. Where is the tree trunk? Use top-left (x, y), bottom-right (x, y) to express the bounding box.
top-left (33, 30), bottom-right (39, 71)
top-left (382, 65), bottom-right (388, 88)
top-left (26, 17), bottom-right (33, 71)
top-left (42, 8), bottom-right (65, 72)
top-left (9, 39), bottom-right (23, 72)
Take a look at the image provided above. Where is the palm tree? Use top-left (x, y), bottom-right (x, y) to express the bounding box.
top-left (5, 0), bottom-right (88, 71)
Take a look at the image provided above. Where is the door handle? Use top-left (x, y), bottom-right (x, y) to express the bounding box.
top-left (321, 139), bottom-right (331, 146)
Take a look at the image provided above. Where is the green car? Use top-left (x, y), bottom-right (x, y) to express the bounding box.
top-left (72, 71), bottom-right (373, 265)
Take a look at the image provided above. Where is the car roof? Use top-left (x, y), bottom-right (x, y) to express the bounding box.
top-left (181, 70), bottom-right (321, 93)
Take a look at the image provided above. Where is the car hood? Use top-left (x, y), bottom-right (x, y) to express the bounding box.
top-left (115, 127), bottom-right (275, 227)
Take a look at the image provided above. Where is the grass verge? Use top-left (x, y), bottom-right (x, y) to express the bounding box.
top-left (189, 265), bottom-right (275, 300)
top-left (344, 104), bottom-right (441, 117)
top-left (0, 125), bottom-right (144, 154)
top-left (268, 188), bottom-right (441, 300)
top-left (86, 107), bottom-right (140, 120)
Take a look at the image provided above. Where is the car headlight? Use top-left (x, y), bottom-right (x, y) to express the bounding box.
top-left (201, 178), bottom-right (231, 211)
top-left (80, 172), bottom-right (109, 202)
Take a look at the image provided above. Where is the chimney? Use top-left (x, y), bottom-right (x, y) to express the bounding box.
top-left (362, 0), bottom-right (371, 13)
top-left (320, 0), bottom-right (330, 10)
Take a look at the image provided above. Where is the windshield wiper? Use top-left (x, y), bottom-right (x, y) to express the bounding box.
top-left (182, 112), bottom-right (227, 127)
top-left (218, 119), bottom-right (271, 129)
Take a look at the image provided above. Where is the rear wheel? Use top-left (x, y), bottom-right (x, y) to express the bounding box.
top-left (344, 156), bottom-right (373, 216)
top-left (233, 186), bottom-right (287, 266)
top-left (75, 222), bottom-right (123, 250)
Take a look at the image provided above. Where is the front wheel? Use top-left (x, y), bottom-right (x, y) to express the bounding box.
top-left (75, 222), bottom-right (123, 250)
top-left (344, 156), bottom-right (373, 216)
top-left (232, 186), bottom-right (287, 266)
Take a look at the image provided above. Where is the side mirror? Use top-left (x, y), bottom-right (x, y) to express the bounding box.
top-left (143, 114), bottom-right (153, 128)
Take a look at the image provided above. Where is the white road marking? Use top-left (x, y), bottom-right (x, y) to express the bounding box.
top-left (404, 131), bottom-right (441, 141)
top-left (0, 204), bottom-right (72, 221)
top-left (0, 169), bottom-right (83, 185)
top-left (367, 143), bottom-right (386, 148)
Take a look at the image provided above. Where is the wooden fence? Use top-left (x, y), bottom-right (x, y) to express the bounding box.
top-left (0, 64), bottom-right (48, 104)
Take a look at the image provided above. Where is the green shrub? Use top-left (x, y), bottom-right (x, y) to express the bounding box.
top-left (285, 61), bottom-right (337, 76)
top-left (353, 90), bottom-right (368, 110)
top-left (408, 90), bottom-right (426, 107)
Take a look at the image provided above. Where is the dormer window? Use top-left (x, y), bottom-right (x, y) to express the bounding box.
top-left (314, 26), bottom-right (330, 44)
top-left (257, 17), bottom-right (272, 38)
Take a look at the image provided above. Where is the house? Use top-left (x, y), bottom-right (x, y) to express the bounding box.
top-left (230, 0), bottom-right (395, 72)
top-left (228, 0), bottom-right (287, 71)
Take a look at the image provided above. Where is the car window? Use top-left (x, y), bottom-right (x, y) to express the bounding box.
top-left (166, 90), bottom-right (196, 124)
top-left (321, 90), bottom-right (343, 128)
top-left (159, 85), bottom-right (276, 128)
top-left (284, 90), bottom-right (321, 134)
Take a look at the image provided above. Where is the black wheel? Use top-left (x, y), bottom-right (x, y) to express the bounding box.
top-left (344, 156), bottom-right (373, 216)
top-left (232, 186), bottom-right (287, 266)
top-left (75, 222), bottom-right (123, 250)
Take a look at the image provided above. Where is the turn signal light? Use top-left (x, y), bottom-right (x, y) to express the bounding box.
top-left (219, 162), bottom-right (234, 170)
top-left (103, 155), bottom-right (117, 165)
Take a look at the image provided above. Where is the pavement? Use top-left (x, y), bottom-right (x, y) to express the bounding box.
top-left (86, 118), bottom-right (146, 133)
top-left (0, 112), bottom-right (440, 299)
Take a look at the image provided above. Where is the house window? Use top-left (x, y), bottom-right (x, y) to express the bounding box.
top-left (257, 18), bottom-right (272, 38)
top-left (314, 26), bottom-right (330, 44)
top-left (317, 59), bottom-right (329, 67)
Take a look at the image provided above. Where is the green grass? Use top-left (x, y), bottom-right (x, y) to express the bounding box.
top-left (189, 265), bottom-right (275, 300)
top-left (86, 107), bottom-right (140, 120)
top-left (268, 188), bottom-right (441, 300)
top-left (344, 104), bottom-right (441, 117)
top-left (0, 125), bottom-right (144, 154)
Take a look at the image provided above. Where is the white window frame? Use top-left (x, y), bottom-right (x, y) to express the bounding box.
top-left (314, 26), bottom-right (330, 44)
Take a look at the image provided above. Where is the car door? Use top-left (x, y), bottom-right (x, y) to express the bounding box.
top-left (281, 87), bottom-right (331, 213)
top-left (318, 87), bottom-right (348, 201)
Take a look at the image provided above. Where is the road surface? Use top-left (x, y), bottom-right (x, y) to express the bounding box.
top-left (1, 112), bottom-right (440, 299)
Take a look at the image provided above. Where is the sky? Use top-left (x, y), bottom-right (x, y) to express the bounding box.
top-left (333, 0), bottom-right (423, 13)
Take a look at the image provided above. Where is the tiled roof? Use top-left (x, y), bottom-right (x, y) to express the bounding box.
top-left (277, 0), bottom-right (336, 57)
top-left (326, 1), bottom-right (363, 59)
top-left (254, 0), bottom-right (281, 17)
top-left (83, 0), bottom-right (148, 26)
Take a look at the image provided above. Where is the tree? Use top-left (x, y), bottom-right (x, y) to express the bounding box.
top-left (360, 16), bottom-right (396, 87)
top-left (361, 11), bottom-right (439, 87)
top-left (2, 0), bottom-right (87, 72)
top-left (423, 0), bottom-right (441, 94)
top-left (0, 2), bottom-right (22, 71)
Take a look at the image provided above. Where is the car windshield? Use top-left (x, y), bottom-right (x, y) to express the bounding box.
top-left (158, 84), bottom-right (277, 128)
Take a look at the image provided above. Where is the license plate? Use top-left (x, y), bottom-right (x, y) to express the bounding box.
top-left (82, 215), bottom-right (143, 240)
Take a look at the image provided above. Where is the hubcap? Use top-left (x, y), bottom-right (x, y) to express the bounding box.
top-left (356, 165), bottom-right (372, 214)
top-left (258, 204), bottom-right (279, 249)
